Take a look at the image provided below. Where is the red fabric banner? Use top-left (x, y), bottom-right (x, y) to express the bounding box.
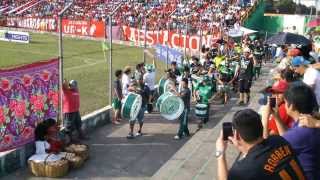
top-left (0, 59), bottom-right (59, 152)
top-left (6, 17), bottom-right (57, 31)
top-left (61, 19), bottom-right (105, 37)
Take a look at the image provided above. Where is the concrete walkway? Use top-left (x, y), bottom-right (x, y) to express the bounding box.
top-left (3, 64), bottom-right (273, 180)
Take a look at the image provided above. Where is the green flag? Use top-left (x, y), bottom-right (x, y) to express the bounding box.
top-left (101, 42), bottom-right (109, 51)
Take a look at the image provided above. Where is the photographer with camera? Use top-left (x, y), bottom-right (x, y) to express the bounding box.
top-left (216, 109), bottom-right (305, 180)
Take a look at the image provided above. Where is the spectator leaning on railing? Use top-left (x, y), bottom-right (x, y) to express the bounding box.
top-left (216, 109), bottom-right (306, 180)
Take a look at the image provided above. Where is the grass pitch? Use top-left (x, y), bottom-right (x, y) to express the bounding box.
top-left (0, 33), bottom-right (166, 115)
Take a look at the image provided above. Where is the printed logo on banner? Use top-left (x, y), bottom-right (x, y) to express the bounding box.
top-left (62, 19), bottom-right (105, 37)
top-left (6, 17), bottom-right (57, 31)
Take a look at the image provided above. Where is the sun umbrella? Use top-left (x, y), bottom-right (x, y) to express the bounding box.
top-left (308, 18), bottom-right (320, 28)
top-left (265, 32), bottom-right (311, 46)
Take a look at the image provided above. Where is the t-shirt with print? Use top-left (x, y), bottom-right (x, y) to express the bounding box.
top-left (228, 136), bottom-right (306, 180)
top-left (303, 67), bottom-right (320, 106)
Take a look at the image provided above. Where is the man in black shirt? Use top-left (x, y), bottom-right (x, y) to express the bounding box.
top-left (216, 109), bottom-right (306, 180)
top-left (174, 78), bottom-right (191, 140)
top-left (170, 61), bottom-right (181, 77)
top-left (234, 48), bottom-right (254, 105)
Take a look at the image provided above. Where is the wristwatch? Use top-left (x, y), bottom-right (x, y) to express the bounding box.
top-left (215, 150), bottom-right (224, 158)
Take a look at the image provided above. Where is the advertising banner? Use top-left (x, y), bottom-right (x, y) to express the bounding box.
top-left (0, 59), bottom-right (59, 152)
top-left (0, 30), bottom-right (30, 43)
top-left (122, 26), bottom-right (220, 51)
top-left (62, 19), bottom-right (105, 37)
top-left (6, 17), bottom-right (57, 31)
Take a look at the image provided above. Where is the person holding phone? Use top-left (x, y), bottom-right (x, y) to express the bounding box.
top-left (261, 80), bottom-right (294, 137)
top-left (216, 109), bottom-right (306, 180)
top-left (262, 83), bottom-right (320, 179)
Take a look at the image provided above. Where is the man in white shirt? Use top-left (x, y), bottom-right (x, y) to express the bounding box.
top-left (292, 56), bottom-right (320, 106)
top-left (122, 66), bottom-right (132, 97)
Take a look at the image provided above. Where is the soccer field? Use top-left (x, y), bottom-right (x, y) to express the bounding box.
top-left (0, 33), bottom-right (166, 115)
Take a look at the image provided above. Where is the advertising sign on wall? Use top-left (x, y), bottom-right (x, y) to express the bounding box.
top-left (0, 30), bottom-right (30, 43)
top-left (61, 19), bottom-right (105, 37)
top-left (6, 17), bottom-right (57, 31)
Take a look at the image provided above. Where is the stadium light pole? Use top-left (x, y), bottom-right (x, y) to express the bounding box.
top-left (58, 1), bottom-right (73, 125)
top-left (107, 3), bottom-right (122, 106)
top-left (143, 8), bottom-right (154, 63)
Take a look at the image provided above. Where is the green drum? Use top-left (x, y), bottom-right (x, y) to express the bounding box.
top-left (195, 104), bottom-right (208, 118)
top-left (156, 92), bottom-right (184, 121)
top-left (158, 77), bottom-right (175, 95)
top-left (121, 92), bottom-right (142, 121)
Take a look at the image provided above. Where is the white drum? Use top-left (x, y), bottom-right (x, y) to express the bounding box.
top-left (121, 92), bottom-right (142, 121)
top-left (195, 104), bottom-right (208, 118)
top-left (156, 92), bottom-right (184, 120)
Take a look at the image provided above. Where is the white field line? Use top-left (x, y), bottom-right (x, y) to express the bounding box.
top-left (0, 46), bottom-right (107, 71)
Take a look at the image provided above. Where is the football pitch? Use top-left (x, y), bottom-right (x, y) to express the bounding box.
top-left (0, 33), bottom-right (166, 115)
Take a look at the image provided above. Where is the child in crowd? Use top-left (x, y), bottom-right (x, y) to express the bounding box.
top-left (112, 70), bottom-right (123, 125)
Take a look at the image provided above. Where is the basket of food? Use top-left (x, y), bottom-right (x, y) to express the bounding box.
top-left (28, 160), bottom-right (46, 177)
top-left (65, 144), bottom-right (89, 160)
top-left (28, 154), bottom-right (69, 178)
top-left (64, 152), bottom-right (84, 169)
top-left (44, 158), bottom-right (69, 178)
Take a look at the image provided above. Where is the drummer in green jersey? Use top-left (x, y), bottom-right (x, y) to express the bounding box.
top-left (195, 76), bottom-right (213, 124)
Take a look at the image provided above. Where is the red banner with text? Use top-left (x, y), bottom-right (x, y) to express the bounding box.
top-left (61, 19), bottom-right (105, 37)
top-left (121, 26), bottom-right (221, 51)
top-left (6, 17), bottom-right (57, 31)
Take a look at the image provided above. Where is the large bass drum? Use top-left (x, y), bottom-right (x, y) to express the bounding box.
top-left (121, 92), bottom-right (142, 121)
top-left (156, 92), bottom-right (184, 121)
top-left (158, 77), bottom-right (175, 96)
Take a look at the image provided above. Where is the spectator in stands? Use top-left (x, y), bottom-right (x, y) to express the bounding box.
top-left (263, 83), bottom-right (320, 179)
top-left (63, 79), bottom-right (87, 142)
top-left (261, 80), bottom-right (293, 137)
top-left (292, 56), bottom-right (320, 106)
top-left (112, 70), bottom-right (123, 125)
top-left (216, 109), bottom-right (306, 180)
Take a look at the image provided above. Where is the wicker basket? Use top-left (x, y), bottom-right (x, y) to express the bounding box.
top-left (44, 158), bottom-right (69, 178)
top-left (28, 160), bottom-right (46, 177)
top-left (28, 154), bottom-right (69, 178)
top-left (65, 144), bottom-right (89, 161)
top-left (65, 153), bottom-right (84, 169)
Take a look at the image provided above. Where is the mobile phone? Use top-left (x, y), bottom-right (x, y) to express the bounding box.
top-left (270, 97), bottom-right (276, 108)
top-left (223, 122), bottom-right (233, 141)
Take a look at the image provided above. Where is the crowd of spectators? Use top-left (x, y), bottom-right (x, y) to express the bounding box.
top-left (215, 36), bottom-right (320, 179)
top-left (1, 0), bottom-right (256, 34)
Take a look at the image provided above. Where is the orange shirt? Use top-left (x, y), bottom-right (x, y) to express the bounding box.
top-left (63, 88), bottom-right (80, 113)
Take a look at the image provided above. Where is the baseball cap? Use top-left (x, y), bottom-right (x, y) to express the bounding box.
top-left (270, 80), bottom-right (288, 93)
top-left (291, 56), bottom-right (310, 67)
